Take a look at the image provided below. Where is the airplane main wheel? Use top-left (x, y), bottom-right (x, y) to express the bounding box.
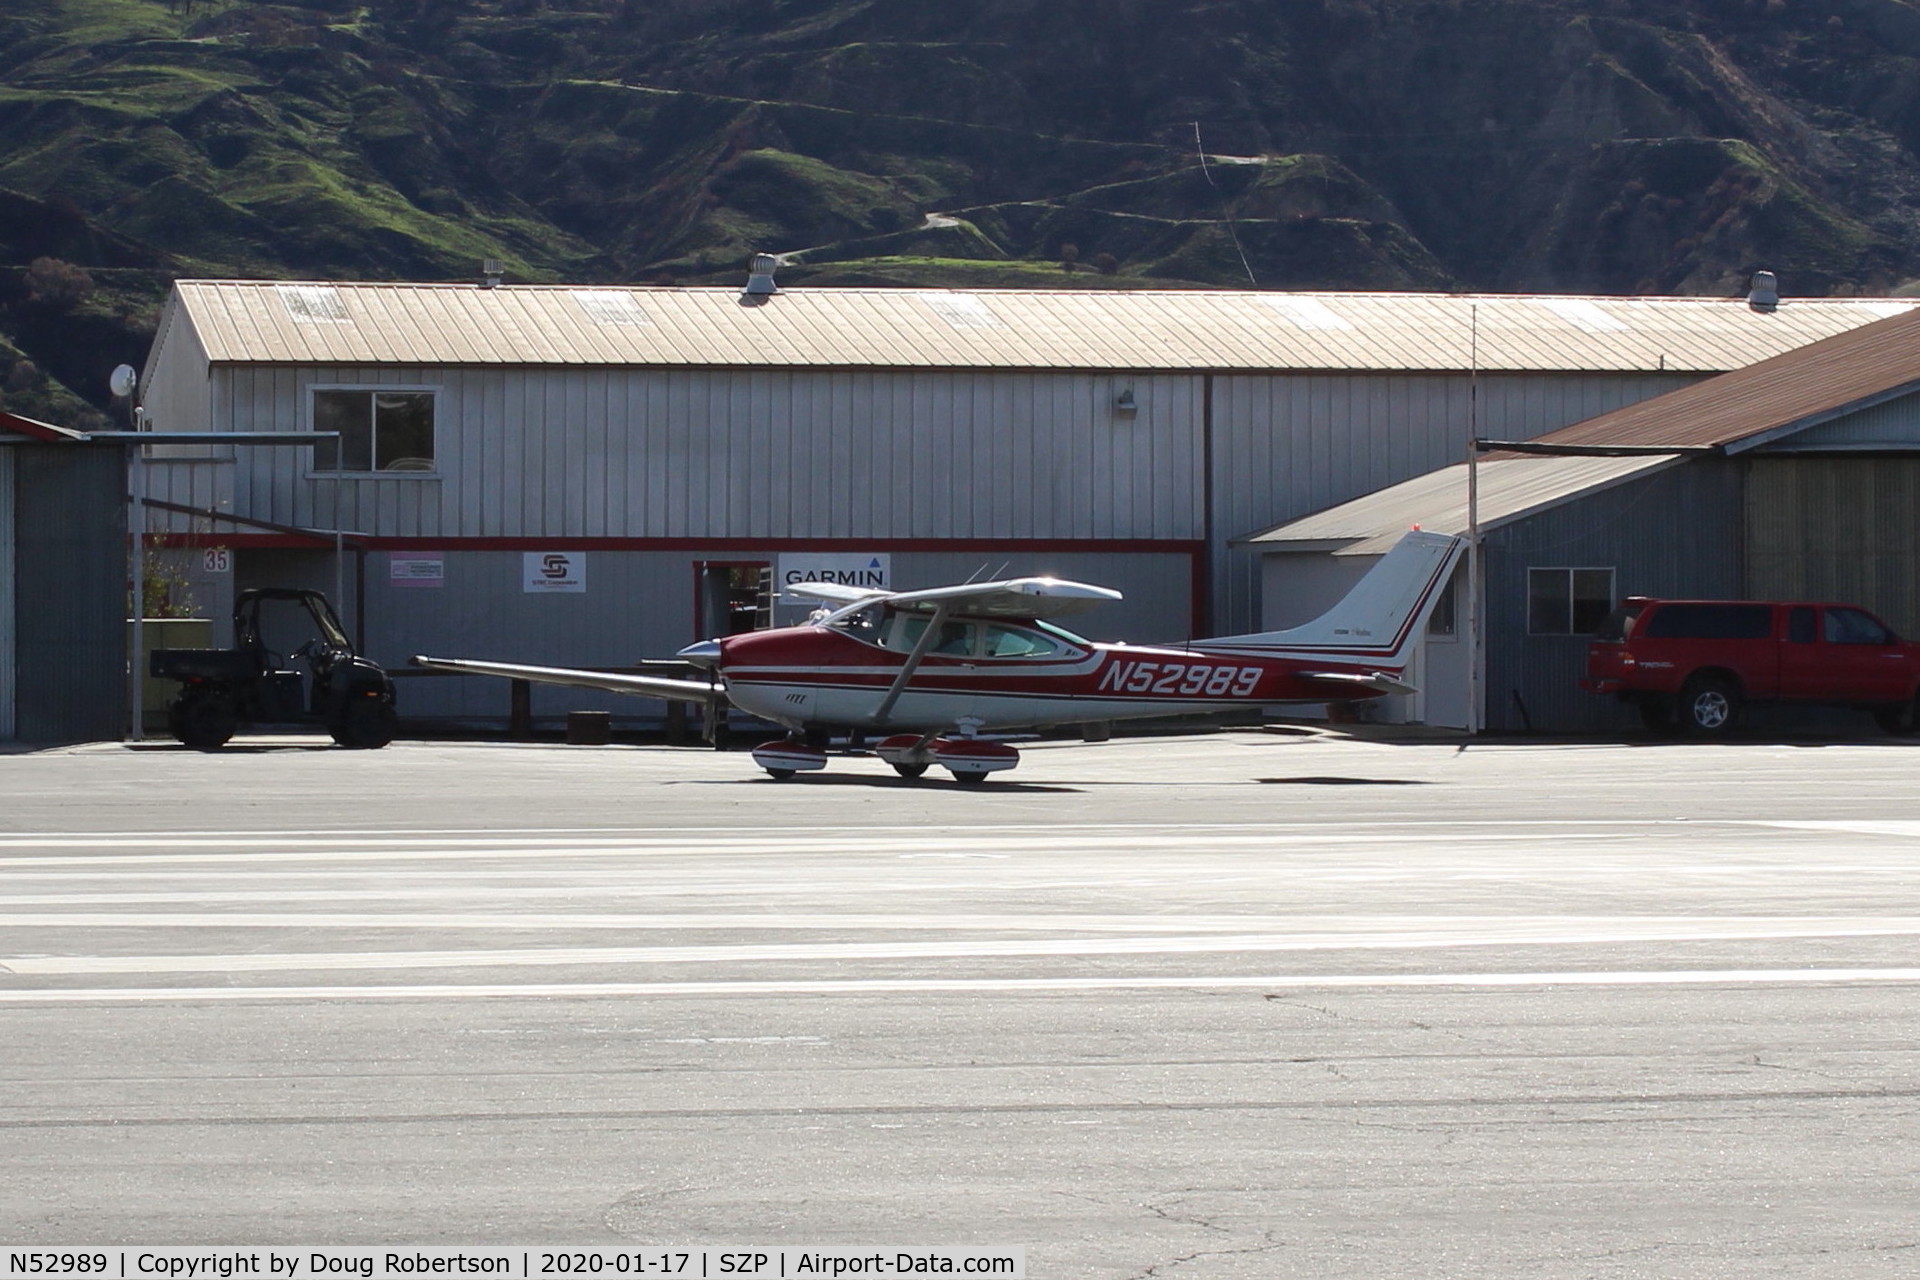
top-left (891, 762), bottom-right (929, 779)
top-left (951, 770), bottom-right (989, 785)
top-left (765, 768), bottom-right (797, 780)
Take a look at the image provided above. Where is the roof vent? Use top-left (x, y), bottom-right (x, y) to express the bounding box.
top-left (481, 259), bottom-right (504, 289)
top-left (742, 253), bottom-right (779, 300)
top-left (1748, 270), bottom-right (1779, 311)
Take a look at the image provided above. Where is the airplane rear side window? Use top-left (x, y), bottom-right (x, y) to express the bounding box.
top-left (1642, 604), bottom-right (1772, 639)
top-left (983, 625), bottom-right (1060, 658)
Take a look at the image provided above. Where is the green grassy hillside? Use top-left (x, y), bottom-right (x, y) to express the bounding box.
top-left (6, 0), bottom-right (1920, 422)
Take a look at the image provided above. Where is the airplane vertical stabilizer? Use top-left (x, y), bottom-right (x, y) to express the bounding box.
top-left (1192, 530), bottom-right (1465, 666)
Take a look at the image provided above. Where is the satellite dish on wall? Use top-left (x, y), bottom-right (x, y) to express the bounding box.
top-left (109, 364), bottom-right (138, 399)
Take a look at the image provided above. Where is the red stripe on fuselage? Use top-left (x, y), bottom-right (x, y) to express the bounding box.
top-left (715, 627), bottom-right (1402, 705)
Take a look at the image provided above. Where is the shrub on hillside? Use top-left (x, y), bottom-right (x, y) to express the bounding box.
top-left (24, 257), bottom-right (94, 311)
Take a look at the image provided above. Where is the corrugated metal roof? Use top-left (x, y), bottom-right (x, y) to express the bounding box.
top-left (1240, 454), bottom-right (1684, 555)
top-left (166, 281), bottom-right (1915, 373)
top-left (1530, 303), bottom-right (1920, 451)
top-left (0, 410), bottom-right (87, 442)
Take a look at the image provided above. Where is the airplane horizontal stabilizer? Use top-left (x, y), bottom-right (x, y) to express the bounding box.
top-left (1297, 670), bottom-right (1420, 697)
top-left (412, 656), bottom-right (725, 706)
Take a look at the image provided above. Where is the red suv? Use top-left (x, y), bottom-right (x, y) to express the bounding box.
top-left (1582, 597), bottom-right (1920, 734)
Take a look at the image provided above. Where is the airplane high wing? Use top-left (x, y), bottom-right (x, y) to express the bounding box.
top-left (409, 656), bottom-right (725, 706)
top-left (415, 531), bottom-right (1463, 784)
top-left (792, 576), bottom-right (1123, 619)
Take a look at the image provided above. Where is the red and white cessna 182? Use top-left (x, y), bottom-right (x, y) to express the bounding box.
top-left (415, 530), bottom-right (1462, 783)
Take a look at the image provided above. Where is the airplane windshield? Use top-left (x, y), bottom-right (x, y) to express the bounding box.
top-left (827, 605), bottom-right (882, 637)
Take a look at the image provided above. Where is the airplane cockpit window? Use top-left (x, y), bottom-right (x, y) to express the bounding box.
top-left (982, 624), bottom-right (1061, 658)
top-left (884, 613), bottom-right (979, 657)
top-left (932, 622), bottom-right (976, 655)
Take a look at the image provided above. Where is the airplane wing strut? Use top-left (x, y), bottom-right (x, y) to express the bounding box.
top-left (872, 602), bottom-right (949, 725)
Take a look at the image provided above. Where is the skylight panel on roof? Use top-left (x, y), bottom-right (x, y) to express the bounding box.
top-left (277, 285), bottom-right (349, 324)
top-left (1534, 298), bottom-right (1628, 333)
top-left (575, 290), bottom-right (654, 325)
top-left (920, 293), bottom-right (1003, 329)
top-left (1849, 300), bottom-right (1914, 320)
top-left (1257, 297), bottom-right (1352, 331)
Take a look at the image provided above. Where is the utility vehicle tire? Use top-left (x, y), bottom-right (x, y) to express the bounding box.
top-left (1679, 675), bottom-right (1740, 736)
top-left (329, 699), bottom-right (395, 749)
top-left (172, 691), bottom-right (238, 751)
top-left (890, 762), bottom-right (929, 779)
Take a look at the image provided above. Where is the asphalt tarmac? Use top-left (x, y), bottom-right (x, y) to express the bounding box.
top-left (2, 729), bottom-right (1918, 1277)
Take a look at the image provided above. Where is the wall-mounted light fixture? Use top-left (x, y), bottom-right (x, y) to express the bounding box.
top-left (1114, 387), bottom-right (1138, 416)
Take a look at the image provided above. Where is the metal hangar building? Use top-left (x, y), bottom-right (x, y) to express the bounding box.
top-left (1249, 303), bottom-right (1920, 733)
top-left (124, 276), bottom-right (1908, 732)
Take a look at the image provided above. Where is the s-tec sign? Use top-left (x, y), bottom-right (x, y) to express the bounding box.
top-left (523, 551), bottom-right (586, 593)
top-left (778, 553), bottom-right (890, 602)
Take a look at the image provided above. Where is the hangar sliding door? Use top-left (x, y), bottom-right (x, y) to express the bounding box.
top-left (1746, 457), bottom-right (1920, 637)
top-left (0, 448), bottom-right (14, 740)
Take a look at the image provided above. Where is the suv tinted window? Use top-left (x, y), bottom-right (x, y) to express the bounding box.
top-left (1593, 605), bottom-right (1643, 643)
top-left (1641, 603), bottom-right (1772, 640)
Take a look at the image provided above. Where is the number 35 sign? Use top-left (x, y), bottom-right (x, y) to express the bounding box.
top-left (202, 548), bottom-right (231, 573)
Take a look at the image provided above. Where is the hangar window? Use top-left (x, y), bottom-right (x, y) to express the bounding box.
top-left (311, 389), bottom-right (436, 473)
top-left (1527, 567), bottom-right (1614, 636)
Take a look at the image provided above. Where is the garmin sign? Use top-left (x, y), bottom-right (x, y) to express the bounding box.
top-left (778, 553), bottom-right (890, 602)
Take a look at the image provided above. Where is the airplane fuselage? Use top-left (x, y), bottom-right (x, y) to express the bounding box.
top-left (715, 624), bottom-right (1390, 732)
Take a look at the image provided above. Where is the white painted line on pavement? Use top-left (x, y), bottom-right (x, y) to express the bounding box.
top-left (4, 968), bottom-right (1919, 1003)
top-left (0, 829), bottom-right (1665, 868)
top-left (7, 920), bottom-right (1920, 973)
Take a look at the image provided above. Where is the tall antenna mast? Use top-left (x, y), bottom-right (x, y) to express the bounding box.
top-left (1466, 303), bottom-right (1483, 737)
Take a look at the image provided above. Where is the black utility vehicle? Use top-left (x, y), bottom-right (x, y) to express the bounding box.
top-left (150, 588), bottom-right (396, 750)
